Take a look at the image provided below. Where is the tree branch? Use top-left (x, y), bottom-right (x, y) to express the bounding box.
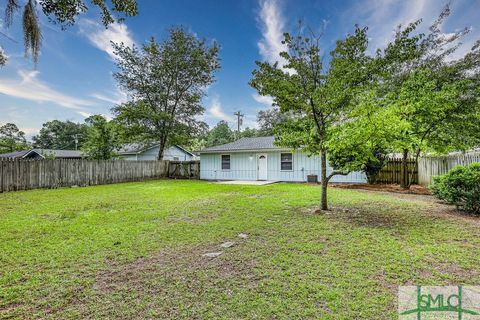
top-left (326, 170), bottom-right (350, 183)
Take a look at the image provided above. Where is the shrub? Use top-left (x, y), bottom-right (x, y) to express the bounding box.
top-left (431, 163), bottom-right (480, 214)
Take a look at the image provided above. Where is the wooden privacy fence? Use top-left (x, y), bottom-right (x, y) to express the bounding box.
top-left (418, 151), bottom-right (480, 186)
top-left (373, 158), bottom-right (418, 184)
top-left (0, 159), bottom-right (200, 193)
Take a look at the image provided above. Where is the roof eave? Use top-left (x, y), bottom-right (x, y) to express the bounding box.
top-left (173, 144), bottom-right (195, 156)
top-left (199, 148), bottom-right (290, 154)
top-left (22, 150), bottom-right (45, 159)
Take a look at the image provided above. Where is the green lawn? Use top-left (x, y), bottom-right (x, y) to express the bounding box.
top-left (1, 180), bottom-right (479, 319)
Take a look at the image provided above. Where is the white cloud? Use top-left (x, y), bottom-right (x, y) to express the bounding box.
top-left (340, 0), bottom-right (432, 51)
top-left (342, 0), bottom-right (478, 55)
top-left (78, 19), bottom-right (136, 60)
top-left (76, 111), bottom-right (113, 121)
top-left (252, 93), bottom-right (274, 107)
top-left (20, 127), bottom-right (40, 139)
top-left (90, 90), bottom-right (127, 105)
top-left (257, 0), bottom-right (288, 67)
top-left (77, 111), bottom-right (92, 118)
top-left (207, 95), bottom-right (234, 122)
top-left (0, 70), bottom-right (97, 109)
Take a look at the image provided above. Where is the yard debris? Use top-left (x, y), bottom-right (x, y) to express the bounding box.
top-left (220, 241), bottom-right (235, 248)
top-left (202, 252), bottom-right (223, 258)
top-left (238, 233), bottom-right (248, 239)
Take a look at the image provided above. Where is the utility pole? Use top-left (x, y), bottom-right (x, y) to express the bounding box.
top-left (234, 111), bottom-right (244, 140)
top-left (73, 134), bottom-right (80, 150)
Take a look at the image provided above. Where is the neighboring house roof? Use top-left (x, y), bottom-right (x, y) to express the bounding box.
top-left (118, 143), bottom-right (195, 156)
top-left (200, 136), bottom-right (287, 153)
top-left (0, 149), bottom-right (82, 159)
top-left (33, 149), bottom-right (83, 158)
top-left (0, 150), bottom-right (31, 158)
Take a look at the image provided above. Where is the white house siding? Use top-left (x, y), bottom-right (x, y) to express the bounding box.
top-left (122, 146), bottom-right (195, 161)
top-left (200, 151), bottom-right (367, 183)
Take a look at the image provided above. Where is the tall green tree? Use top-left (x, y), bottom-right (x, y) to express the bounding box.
top-left (1, 0), bottom-right (138, 66)
top-left (205, 121), bottom-right (234, 147)
top-left (239, 127), bottom-right (259, 138)
top-left (32, 120), bottom-right (88, 150)
top-left (0, 123), bottom-right (29, 153)
top-left (251, 26), bottom-right (373, 210)
top-left (81, 115), bottom-right (120, 160)
top-left (257, 108), bottom-right (282, 136)
top-left (112, 27), bottom-right (220, 160)
top-left (375, 6), bottom-right (480, 188)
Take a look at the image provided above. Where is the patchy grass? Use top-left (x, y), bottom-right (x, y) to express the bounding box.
top-left (0, 180), bottom-right (479, 319)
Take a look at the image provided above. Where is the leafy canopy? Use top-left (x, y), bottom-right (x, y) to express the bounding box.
top-left (251, 25), bottom-right (374, 163)
top-left (375, 5), bottom-right (480, 157)
top-left (112, 27), bottom-right (220, 160)
top-left (0, 123), bottom-right (29, 154)
top-left (204, 121), bottom-right (234, 148)
top-left (256, 108), bottom-right (282, 136)
top-left (81, 115), bottom-right (121, 160)
top-left (32, 120), bottom-right (88, 150)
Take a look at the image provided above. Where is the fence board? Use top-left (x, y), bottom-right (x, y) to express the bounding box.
top-left (373, 158), bottom-right (418, 184)
top-left (0, 159), bottom-right (200, 193)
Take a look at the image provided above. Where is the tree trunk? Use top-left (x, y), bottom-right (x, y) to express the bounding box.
top-left (320, 149), bottom-right (328, 211)
top-left (157, 140), bottom-right (166, 160)
top-left (400, 148), bottom-right (409, 189)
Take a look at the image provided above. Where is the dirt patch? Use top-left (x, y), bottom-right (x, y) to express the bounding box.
top-left (93, 244), bottom-right (257, 293)
top-left (328, 206), bottom-right (422, 231)
top-left (332, 183), bottom-right (431, 195)
top-left (297, 205), bottom-right (362, 216)
top-left (54, 243), bottom-right (259, 318)
top-left (429, 205), bottom-right (480, 227)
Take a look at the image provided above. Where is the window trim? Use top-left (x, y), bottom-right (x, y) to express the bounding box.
top-left (221, 154), bottom-right (231, 171)
top-left (280, 152), bottom-right (293, 171)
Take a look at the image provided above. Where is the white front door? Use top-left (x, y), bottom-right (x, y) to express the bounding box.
top-left (257, 154), bottom-right (267, 180)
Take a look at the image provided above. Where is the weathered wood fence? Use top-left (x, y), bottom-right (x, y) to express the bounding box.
top-left (373, 158), bottom-right (418, 184)
top-left (0, 159), bottom-right (200, 193)
top-left (168, 160), bottom-right (200, 180)
top-left (418, 151), bottom-right (480, 186)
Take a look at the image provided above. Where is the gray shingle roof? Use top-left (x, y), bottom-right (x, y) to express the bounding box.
top-left (33, 149), bottom-right (82, 158)
top-left (0, 149), bottom-right (82, 159)
top-left (0, 150), bottom-right (30, 158)
top-left (118, 143), bottom-right (157, 154)
top-left (118, 143), bottom-right (195, 156)
top-left (200, 136), bottom-right (286, 153)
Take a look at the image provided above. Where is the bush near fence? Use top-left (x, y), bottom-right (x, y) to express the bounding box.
top-left (0, 159), bottom-right (200, 193)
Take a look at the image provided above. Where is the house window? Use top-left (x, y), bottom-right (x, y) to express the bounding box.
top-left (173, 157), bottom-right (179, 161)
top-left (221, 155), bottom-right (231, 170)
top-left (280, 153), bottom-right (293, 170)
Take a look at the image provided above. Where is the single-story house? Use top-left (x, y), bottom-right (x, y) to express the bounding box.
top-left (0, 149), bottom-right (82, 159)
top-left (118, 143), bottom-right (197, 161)
top-left (199, 136), bottom-right (367, 183)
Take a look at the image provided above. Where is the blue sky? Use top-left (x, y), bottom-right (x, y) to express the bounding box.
top-left (0, 0), bottom-right (479, 139)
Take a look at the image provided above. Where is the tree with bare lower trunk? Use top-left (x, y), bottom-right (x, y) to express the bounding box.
top-left (376, 5), bottom-right (480, 188)
top-left (112, 27), bottom-right (219, 160)
top-left (250, 25), bottom-right (374, 210)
